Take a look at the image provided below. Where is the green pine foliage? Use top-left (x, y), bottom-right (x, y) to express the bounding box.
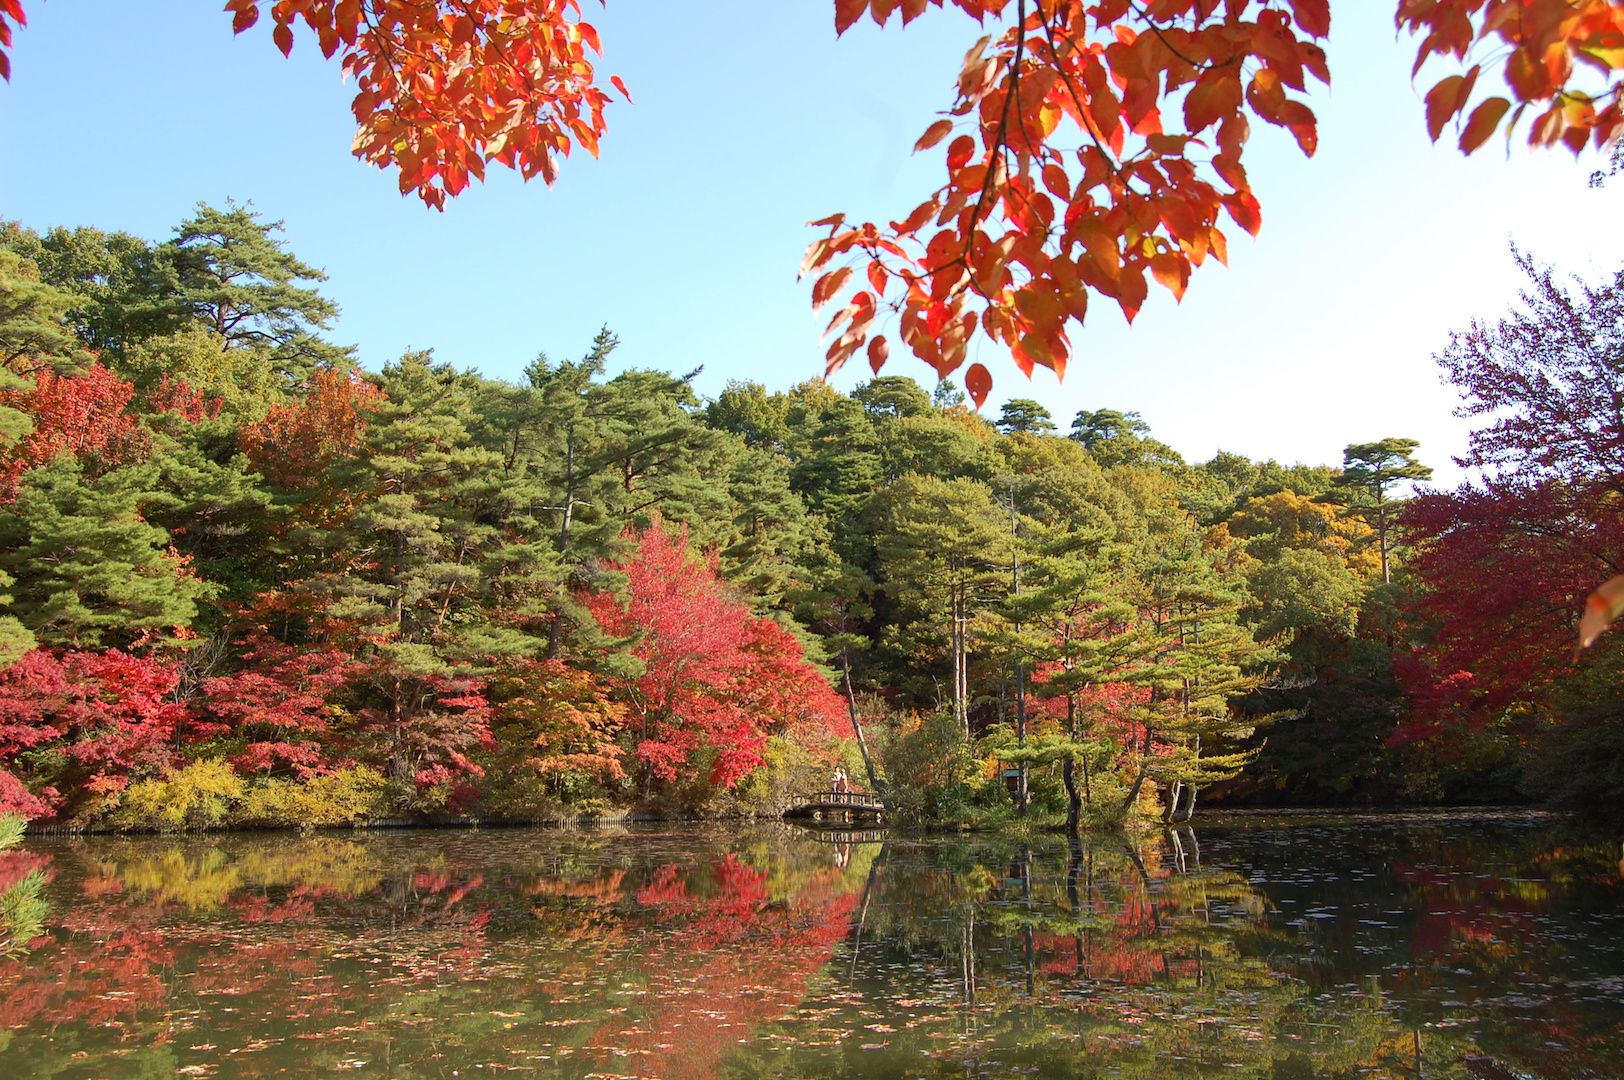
top-left (0, 458), bottom-right (209, 648)
top-left (0, 813), bottom-right (45, 956)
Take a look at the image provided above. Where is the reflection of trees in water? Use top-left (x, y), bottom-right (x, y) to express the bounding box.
top-left (800, 831), bottom-right (1315, 1075)
top-left (751, 830), bottom-right (1545, 1078)
top-left (0, 825), bottom-right (1617, 1077)
top-left (0, 828), bottom-right (875, 1074)
top-left (1383, 832), bottom-right (1624, 1078)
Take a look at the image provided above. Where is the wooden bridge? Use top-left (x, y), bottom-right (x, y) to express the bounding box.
top-left (783, 790), bottom-right (887, 823)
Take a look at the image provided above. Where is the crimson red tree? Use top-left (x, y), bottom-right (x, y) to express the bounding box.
top-left (585, 522), bottom-right (846, 791)
top-left (0, 649), bottom-right (193, 818)
top-left (1399, 254), bottom-right (1624, 796)
top-left (0, 363), bottom-right (148, 499)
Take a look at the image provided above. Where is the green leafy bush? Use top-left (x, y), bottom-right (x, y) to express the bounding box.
top-left (881, 709), bottom-right (997, 824)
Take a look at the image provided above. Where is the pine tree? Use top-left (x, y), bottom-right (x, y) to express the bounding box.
top-left (1123, 523), bottom-right (1272, 821)
top-left (162, 202), bottom-right (344, 365)
top-left (786, 388), bottom-right (882, 566)
top-left (0, 458), bottom-right (207, 648)
top-left (875, 474), bottom-right (1009, 738)
top-left (140, 419), bottom-right (279, 611)
top-left (0, 248), bottom-right (84, 376)
top-left (310, 352), bottom-right (511, 799)
top-left (1333, 438), bottom-right (1433, 584)
top-left (997, 398), bottom-right (1057, 435)
top-left (0, 569), bottom-right (35, 670)
top-left (0, 220), bottom-right (167, 360)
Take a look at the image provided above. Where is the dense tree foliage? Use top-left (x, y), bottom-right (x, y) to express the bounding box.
top-left (0, 207), bottom-right (1617, 825)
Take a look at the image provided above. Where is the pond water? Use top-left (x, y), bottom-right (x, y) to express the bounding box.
top-left (1, 814), bottom-right (1620, 1078)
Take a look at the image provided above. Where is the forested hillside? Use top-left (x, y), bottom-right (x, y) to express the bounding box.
top-left (0, 205), bottom-right (1618, 830)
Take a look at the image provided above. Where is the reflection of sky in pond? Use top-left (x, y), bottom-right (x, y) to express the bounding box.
top-left (0, 816), bottom-right (1618, 1078)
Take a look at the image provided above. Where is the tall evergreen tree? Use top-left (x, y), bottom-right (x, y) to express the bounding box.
top-left (875, 474), bottom-right (1009, 738)
top-left (163, 203), bottom-right (341, 358)
top-left (0, 220), bottom-right (166, 359)
top-left (1334, 438), bottom-right (1432, 584)
top-left (305, 352), bottom-right (521, 800)
top-left (997, 398), bottom-right (1057, 435)
top-left (1124, 523), bottom-right (1270, 821)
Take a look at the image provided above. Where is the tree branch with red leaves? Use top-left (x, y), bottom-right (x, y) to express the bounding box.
top-left (0, 1), bottom-right (1618, 390)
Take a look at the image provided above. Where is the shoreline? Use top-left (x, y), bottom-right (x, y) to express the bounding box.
top-left (19, 802), bottom-right (1573, 838)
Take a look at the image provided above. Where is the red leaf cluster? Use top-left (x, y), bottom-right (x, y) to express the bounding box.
top-left (0, 649), bottom-right (191, 814)
top-left (585, 522), bottom-right (845, 789)
top-left (239, 368), bottom-right (380, 493)
top-left (202, 637), bottom-right (359, 777)
top-left (0, 363), bottom-right (149, 499)
top-left (141, 374), bottom-right (222, 424)
top-left (806, 0), bottom-right (1330, 390)
top-left (1399, 0), bottom-right (1624, 155)
top-left (1396, 479), bottom-right (1624, 745)
top-left (0, 0), bottom-right (22, 81)
top-left (222, 0), bottom-right (627, 208)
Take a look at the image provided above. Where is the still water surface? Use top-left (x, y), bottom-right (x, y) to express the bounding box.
top-left (1, 814), bottom-right (1620, 1078)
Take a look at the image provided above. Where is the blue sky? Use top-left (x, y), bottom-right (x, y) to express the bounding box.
top-left (4, 1), bottom-right (1622, 487)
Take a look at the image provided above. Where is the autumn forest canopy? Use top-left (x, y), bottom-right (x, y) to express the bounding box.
top-left (7, 0), bottom-right (1619, 402)
top-left (0, 202), bottom-right (1622, 830)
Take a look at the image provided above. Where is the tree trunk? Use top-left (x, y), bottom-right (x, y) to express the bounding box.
top-left (1163, 779), bottom-right (1183, 824)
top-left (842, 649), bottom-right (887, 806)
top-left (952, 583), bottom-right (969, 740)
top-left (1008, 501), bottom-right (1027, 816)
top-left (1119, 723), bottom-right (1156, 814)
top-left (1070, 694), bottom-right (1092, 805)
top-left (546, 427), bottom-right (578, 661)
top-left (1014, 655), bottom-right (1028, 816)
top-left (1062, 755), bottom-right (1082, 835)
top-left (1377, 501), bottom-right (1391, 585)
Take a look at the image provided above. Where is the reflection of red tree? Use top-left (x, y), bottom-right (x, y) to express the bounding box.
top-left (527, 868), bottom-right (627, 907)
top-left (589, 855), bottom-right (860, 1080)
top-left (1393, 858), bottom-right (1541, 962)
top-left (0, 927), bottom-right (174, 1029)
top-left (0, 842), bottom-right (860, 1076)
top-left (1022, 846), bottom-right (1207, 989)
top-left (1387, 847), bottom-right (1612, 1076)
top-left (0, 848), bottom-right (51, 894)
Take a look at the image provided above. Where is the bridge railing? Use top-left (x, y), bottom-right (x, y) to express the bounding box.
top-left (797, 790), bottom-right (884, 809)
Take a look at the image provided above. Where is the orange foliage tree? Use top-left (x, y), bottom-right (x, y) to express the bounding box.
top-left (2, 2), bottom-right (1618, 396)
